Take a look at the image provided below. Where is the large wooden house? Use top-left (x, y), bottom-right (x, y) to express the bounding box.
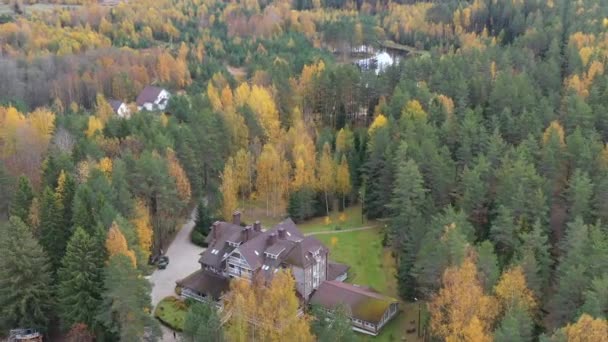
top-left (177, 212), bottom-right (399, 336)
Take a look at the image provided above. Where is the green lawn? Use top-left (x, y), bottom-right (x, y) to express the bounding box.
top-left (154, 297), bottom-right (188, 331)
top-left (314, 226), bottom-right (427, 342)
top-left (314, 227), bottom-right (394, 297)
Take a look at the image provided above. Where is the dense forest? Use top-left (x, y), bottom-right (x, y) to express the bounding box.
top-left (1, 0), bottom-right (608, 341)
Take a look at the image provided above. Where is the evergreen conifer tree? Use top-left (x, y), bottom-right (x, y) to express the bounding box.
top-left (0, 217), bottom-right (54, 331)
top-left (57, 227), bottom-right (103, 329)
top-left (10, 175), bottom-right (34, 223)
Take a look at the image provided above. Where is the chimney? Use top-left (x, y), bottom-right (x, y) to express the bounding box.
top-left (241, 226), bottom-right (251, 242)
top-left (212, 221), bottom-right (220, 239)
top-left (278, 228), bottom-right (286, 239)
top-left (268, 232), bottom-right (277, 246)
top-left (254, 221), bottom-right (262, 232)
top-left (232, 211), bottom-right (241, 226)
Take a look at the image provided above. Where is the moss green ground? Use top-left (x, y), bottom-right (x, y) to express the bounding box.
top-left (154, 297), bottom-right (188, 331)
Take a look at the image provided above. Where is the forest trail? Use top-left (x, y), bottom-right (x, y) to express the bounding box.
top-left (304, 225), bottom-right (379, 236)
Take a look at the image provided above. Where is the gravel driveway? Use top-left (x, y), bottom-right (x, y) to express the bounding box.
top-left (148, 208), bottom-right (205, 341)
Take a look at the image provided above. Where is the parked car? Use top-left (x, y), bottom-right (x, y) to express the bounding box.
top-left (157, 256), bottom-right (169, 269)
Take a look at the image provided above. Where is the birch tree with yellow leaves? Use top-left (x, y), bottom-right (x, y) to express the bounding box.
top-left (256, 143), bottom-right (290, 217)
top-left (105, 221), bottom-right (137, 267)
top-left (223, 270), bottom-right (314, 342)
top-left (317, 142), bottom-right (335, 216)
top-left (429, 256), bottom-right (498, 342)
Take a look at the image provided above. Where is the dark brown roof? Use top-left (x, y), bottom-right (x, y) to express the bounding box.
top-left (108, 99), bottom-right (124, 113)
top-left (284, 236), bottom-right (327, 267)
top-left (177, 270), bottom-right (229, 300)
top-left (200, 222), bottom-right (261, 269)
top-left (327, 261), bottom-right (350, 281)
top-left (236, 218), bottom-right (306, 270)
top-left (310, 281), bottom-right (399, 324)
top-left (136, 86), bottom-right (164, 106)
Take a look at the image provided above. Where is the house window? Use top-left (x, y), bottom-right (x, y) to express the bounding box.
top-left (229, 264), bottom-right (235, 269)
top-left (232, 252), bottom-right (241, 258)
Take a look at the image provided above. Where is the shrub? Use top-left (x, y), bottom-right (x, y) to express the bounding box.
top-left (191, 230), bottom-right (208, 247)
top-left (154, 297), bottom-right (188, 331)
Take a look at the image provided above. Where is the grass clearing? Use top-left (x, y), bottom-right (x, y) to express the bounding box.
top-left (314, 227), bottom-right (392, 295)
top-left (154, 296), bottom-right (188, 331)
top-left (315, 224), bottom-right (426, 342)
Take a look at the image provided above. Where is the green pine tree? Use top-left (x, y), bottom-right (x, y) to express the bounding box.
top-left (566, 169), bottom-right (593, 223)
top-left (494, 304), bottom-right (534, 342)
top-left (476, 241), bottom-right (500, 292)
top-left (72, 185), bottom-right (97, 234)
top-left (0, 217), bottom-right (54, 332)
top-left (490, 205), bottom-right (518, 266)
top-left (183, 301), bottom-right (223, 342)
top-left (10, 175), bottom-right (34, 223)
top-left (388, 143), bottom-right (428, 299)
top-left (311, 304), bottom-right (356, 342)
top-left (0, 161), bottom-right (14, 220)
top-left (57, 227), bottom-right (104, 329)
top-left (39, 186), bottom-right (69, 271)
top-left (97, 255), bottom-right (160, 341)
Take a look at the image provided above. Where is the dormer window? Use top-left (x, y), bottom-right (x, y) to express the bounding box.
top-left (265, 252), bottom-right (279, 259)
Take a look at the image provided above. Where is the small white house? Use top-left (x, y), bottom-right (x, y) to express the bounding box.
top-left (136, 86), bottom-right (171, 111)
top-left (355, 51), bottom-right (395, 74)
top-left (109, 99), bottom-right (131, 118)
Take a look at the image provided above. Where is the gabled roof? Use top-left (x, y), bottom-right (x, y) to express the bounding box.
top-left (177, 270), bottom-right (229, 300)
top-left (108, 99), bottom-right (124, 113)
top-left (200, 222), bottom-right (258, 269)
top-left (136, 86), bottom-right (165, 106)
top-left (310, 281), bottom-right (399, 324)
top-left (327, 261), bottom-right (350, 281)
top-left (284, 236), bottom-right (327, 267)
top-left (237, 218), bottom-right (314, 270)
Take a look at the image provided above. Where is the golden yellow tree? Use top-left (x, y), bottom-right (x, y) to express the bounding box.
top-left (494, 266), bottom-right (537, 315)
top-left (29, 108), bottom-right (56, 147)
top-left (95, 94), bottom-right (114, 124)
top-left (256, 143), bottom-right (290, 217)
top-left (289, 108), bottom-right (316, 191)
top-left (207, 82), bottom-right (223, 112)
top-left (221, 85), bottom-right (234, 111)
top-left (132, 199), bottom-right (153, 260)
top-left (105, 221), bottom-right (137, 267)
top-left (223, 270), bottom-right (314, 342)
top-left (369, 114), bottom-right (388, 134)
top-left (429, 256), bottom-right (498, 341)
top-left (559, 314), bottom-right (608, 342)
top-left (335, 127), bottom-right (354, 155)
top-left (220, 160), bottom-right (239, 221)
top-left (166, 149), bottom-right (192, 203)
top-left (247, 85), bottom-right (281, 140)
top-left (86, 116), bottom-right (103, 138)
top-left (234, 83), bottom-right (251, 108)
top-left (98, 157), bottom-right (113, 176)
top-left (317, 142), bottom-right (335, 216)
top-left (335, 155), bottom-right (351, 210)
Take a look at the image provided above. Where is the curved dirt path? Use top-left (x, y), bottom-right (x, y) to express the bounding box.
top-left (303, 225), bottom-right (379, 236)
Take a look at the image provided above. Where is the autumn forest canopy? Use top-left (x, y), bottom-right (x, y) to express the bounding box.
top-left (1, 0), bottom-right (608, 340)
